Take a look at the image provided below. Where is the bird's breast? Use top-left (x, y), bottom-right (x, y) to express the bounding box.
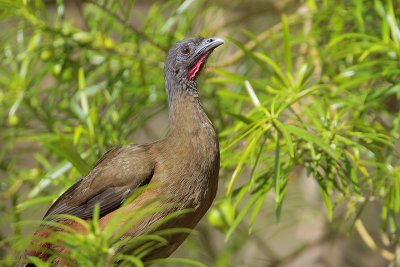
top-left (154, 127), bottom-right (219, 211)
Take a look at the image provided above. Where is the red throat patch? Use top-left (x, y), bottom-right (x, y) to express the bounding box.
top-left (188, 51), bottom-right (211, 80)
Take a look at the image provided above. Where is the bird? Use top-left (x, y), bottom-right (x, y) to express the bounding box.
top-left (17, 36), bottom-right (224, 266)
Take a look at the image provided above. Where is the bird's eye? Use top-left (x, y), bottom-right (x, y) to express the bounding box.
top-left (181, 45), bottom-right (191, 55)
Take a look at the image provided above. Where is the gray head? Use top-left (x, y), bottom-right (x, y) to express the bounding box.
top-left (164, 37), bottom-right (224, 88)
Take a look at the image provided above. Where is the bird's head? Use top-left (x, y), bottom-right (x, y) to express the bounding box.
top-left (165, 37), bottom-right (224, 84)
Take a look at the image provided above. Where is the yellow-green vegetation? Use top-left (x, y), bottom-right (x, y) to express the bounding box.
top-left (0, 0), bottom-right (399, 266)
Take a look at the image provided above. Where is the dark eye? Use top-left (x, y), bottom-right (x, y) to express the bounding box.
top-left (181, 45), bottom-right (191, 55)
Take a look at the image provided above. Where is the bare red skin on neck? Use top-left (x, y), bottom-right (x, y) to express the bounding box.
top-left (188, 51), bottom-right (211, 80)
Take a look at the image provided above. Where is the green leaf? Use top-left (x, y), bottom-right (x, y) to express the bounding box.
top-left (255, 52), bottom-right (290, 88)
top-left (286, 125), bottom-right (339, 160)
top-left (275, 197), bottom-right (284, 222)
top-left (321, 188), bottom-right (333, 221)
top-left (16, 195), bottom-right (54, 213)
top-left (282, 15), bottom-right (292, 74)
top-left (147, 257), bottom-right (207, 267)
top-left (228, 38), bottom-right (271, 75)
top-left (226, 112), bottom-right (253, 124)
top-left (226, 190), bottom-right (263, 241)
top-left (249, 134), bottom-right (267, 189)
top-left (26, 256), bottom-right (49, 267)
top-left (227, 134), bottom-right (260, 195)
top-left (213, 69), bottom-right (246, 84)
top-left (248, 193), bottom-right (265, 234)
top-left (273, 119), bottom-right (294, 158)
top-left (46, 137), bottom-right (91, 175)
top-left (394, 173), bottom-right (400, 213)
top-left (118, 255), bottom-right (144, 267)
top-left (273, 131), bottom-right (281, 203)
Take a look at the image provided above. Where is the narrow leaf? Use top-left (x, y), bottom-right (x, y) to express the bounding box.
top-left (286, 125), bottom-right (339, 160)
top-left (321, 188), bottom-right (333, 221)
top-left (273, 131), bottom-right (281, 203)
top-left (273, 119), bottom-right (294, 158)
top-left (46, 137), bottom-right (91, 175)
top-left (282, 15), bottom-right (292, 73)
top-left (226, 191), bottom-right (262, 241)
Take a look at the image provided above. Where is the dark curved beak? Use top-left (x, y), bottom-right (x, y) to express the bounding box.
top-left (193, 37), bottom-right (224, 59)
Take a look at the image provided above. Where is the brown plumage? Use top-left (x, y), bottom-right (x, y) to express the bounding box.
top-left (17, 37), bottom-right (224, 266)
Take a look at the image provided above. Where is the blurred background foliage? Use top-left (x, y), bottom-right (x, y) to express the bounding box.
top-left (0, 0), bottom-right (399, 266)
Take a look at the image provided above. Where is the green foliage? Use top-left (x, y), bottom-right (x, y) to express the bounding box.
top-left (15, 193), bottom-right (195, 266)
top-left (212, 0), bottom-right (400, 261)
top-left (0, 0), bottom-right (211, 265)
top-left (1, 0), bottom-right (400, 266)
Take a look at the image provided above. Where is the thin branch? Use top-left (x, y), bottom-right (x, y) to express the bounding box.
top-left (86, 0), bottom-right (168, 52)
top-left (355, 219), bottom-right (394, 261)
top-left (214, 13), bottom-right (305, 68)
top-left (268, 230), bottom-right (335, 267)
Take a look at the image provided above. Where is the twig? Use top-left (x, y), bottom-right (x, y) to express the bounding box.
top-left (354, 219), bottom-right (394, 261)
top-left (269, 229), bottom-right (335, 267)
top-left (214, 13), bottom-right (305, 68)
top-left (208, 3), bottom-right (280, 35)
top-left (86, 0), bottom-right (168, 52)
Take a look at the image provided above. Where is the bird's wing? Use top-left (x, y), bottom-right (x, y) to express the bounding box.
top-left (43, 145), bottom-right (155, 220)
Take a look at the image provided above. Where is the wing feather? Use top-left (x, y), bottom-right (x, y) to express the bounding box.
top-left (43, 145), bottom-right (154, 220)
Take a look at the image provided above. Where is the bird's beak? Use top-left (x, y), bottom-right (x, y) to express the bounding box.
top-left (188, 37), bottom-right (224, 80)
top-left (192, 37), bottom-right (225, 60)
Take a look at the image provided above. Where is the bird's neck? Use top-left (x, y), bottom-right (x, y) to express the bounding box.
top-left (166, 81), bottom-right (213, 136)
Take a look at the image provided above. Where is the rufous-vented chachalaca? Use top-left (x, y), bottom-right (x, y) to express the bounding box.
top-left (17, 37), bottom-right (224, 266)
